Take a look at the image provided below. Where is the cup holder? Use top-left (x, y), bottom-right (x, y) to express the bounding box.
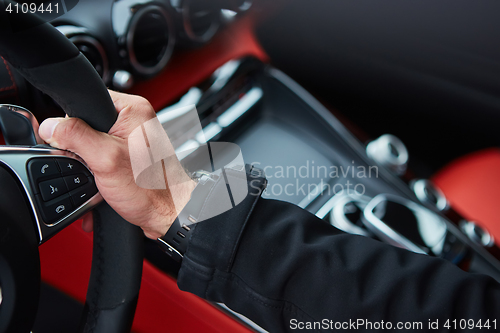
top-left (362, 194), bottom-right (452, 255)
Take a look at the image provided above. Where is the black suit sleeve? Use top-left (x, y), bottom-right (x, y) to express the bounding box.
top-left (177, 183), bottom-right (500, 332)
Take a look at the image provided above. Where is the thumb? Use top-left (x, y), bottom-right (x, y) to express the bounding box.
top-left (39, 117), bottom-right (112, 170)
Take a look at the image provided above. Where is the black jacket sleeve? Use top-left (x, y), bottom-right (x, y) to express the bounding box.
top-left (177, 180), bottom-right (500, 332)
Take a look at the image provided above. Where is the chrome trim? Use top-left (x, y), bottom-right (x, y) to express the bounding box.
top-left (411, 179), bottom-right (448, 212)
top-left (329, 193), bottom-right (371, 236)
top-left (217, 87), bottom-right (263, 127)
top-left (0, 147), bottom-right (103, 244)
top-left (208, 60), bottom-right (241, 94)
top-left (113, 70), bottom-right (134, 90)
top-left (315, 190), bottom-right (367, 219)
top-left (156, 88), bottom-right (203, 120)
top-left (362, 194), bottom-right (449, 255)
top-left (160, 85), bottom-right (262, 161)
top-left (266, 68), bottom-right (500, 271)
top-left (366, 134), bottom-right (409, 175)
top-left (127, 5), bottom-right (175, 76)
top-left (316, 194), bottom-right (341, 219)
top-left (297, 181), bottom-right (328, 209)
top-left (460, 221), bottom-right (494, 248)
top-left (216, 303), bottom-right (267, 333)
top-left (157, 237), bottom-right (183, 258)
top-left (197, 123), bottom-right (222, 143)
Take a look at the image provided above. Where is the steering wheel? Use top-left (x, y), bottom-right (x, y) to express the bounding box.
top-left (0, 1), bottom-right (144, 332)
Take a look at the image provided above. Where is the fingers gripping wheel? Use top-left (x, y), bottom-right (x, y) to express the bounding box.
top-left (0, 1), bottom-right (144, 332)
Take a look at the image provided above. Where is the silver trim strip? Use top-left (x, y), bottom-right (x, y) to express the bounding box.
top-left (157, 238), bottom-right (183, 258)
top-left (316, 192), bottom-right (347, 219)
top-left (217, 87), bottom-right (263, 127)
top-left (268, 67), bottom-right (500, 271)
top-left (460, 220), bottom-right (494, 248)
top-left (362, 194), bottom-right (449, 255)
top-left (329, 193), bottom-right (372, 237)
top-left (298, 181), bottom-right (328, 209)
top-left (216, 303), bottom-right (267, 333)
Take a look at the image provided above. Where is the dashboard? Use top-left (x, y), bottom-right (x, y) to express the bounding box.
top-left (49, 0), bottom-right (254, 89)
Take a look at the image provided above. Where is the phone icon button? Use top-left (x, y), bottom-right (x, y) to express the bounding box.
top-left (28, 159), bottom-right (59, 183)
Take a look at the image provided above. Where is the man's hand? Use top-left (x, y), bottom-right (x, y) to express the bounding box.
top-left (38, 90), bottom-right (196, 239)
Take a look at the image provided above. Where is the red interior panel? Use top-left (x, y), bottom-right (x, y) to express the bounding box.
top-left (433, 148), bottom-right (500, 246)
top-left (39, 222), bottom-right (253, 332)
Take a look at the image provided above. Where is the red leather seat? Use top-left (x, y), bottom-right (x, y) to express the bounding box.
top-left (433, 148), bottom-right (500, 246)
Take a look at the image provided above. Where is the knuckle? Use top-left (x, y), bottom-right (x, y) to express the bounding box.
top-left (134, 96), bottom-right (152, 109)
top-left (56, 118), bottom-right (86, 148)
top-left (100, 146), bottom-right (123, 172)
top-left (133, 97), bottom-right (155, 117)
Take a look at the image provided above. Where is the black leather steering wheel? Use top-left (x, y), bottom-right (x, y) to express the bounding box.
top-left (0, 1), bottom-right (144, 332)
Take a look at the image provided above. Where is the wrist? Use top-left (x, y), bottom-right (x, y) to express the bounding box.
top-left (144, 178), bottom-right (197, 240)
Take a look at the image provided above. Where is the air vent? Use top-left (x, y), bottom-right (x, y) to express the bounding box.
top-left (127, 5), bottom-right (174, 76)
top-left (182, 0), bottom-right (221, 43)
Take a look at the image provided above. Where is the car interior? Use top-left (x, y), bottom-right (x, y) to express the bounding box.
top-left (0, 0), bottom-right (499, 332)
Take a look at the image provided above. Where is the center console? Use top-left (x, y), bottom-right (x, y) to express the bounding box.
top-left (150, 57), bottom-right (500, 283)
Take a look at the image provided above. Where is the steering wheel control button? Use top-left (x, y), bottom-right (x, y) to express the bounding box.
top-left (56, 158), bottom-right (91, 176)
top-left (38, 194), bottom-right (74, 224)
top-left (64, 174), bottom-right (88, 191)
top-left (39, 178), bottom-right (68, 201)
top-left (70, 181), bottom-right (98, 207)
top-left (27, 158), bottom-right (60, 188)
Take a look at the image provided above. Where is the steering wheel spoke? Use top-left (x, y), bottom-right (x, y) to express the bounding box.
top-left (0, 146), bottom-right (102, 244)
top-left (0, 1), bottom-right (144, 331)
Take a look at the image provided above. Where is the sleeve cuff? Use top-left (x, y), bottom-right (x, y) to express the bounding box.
top-left (177, 165), bottom-right (267, 298)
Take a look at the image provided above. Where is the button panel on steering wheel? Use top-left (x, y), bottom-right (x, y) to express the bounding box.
top-left (27, 157), bottom-right (98, 224)
top-left (0, 147), bottom-right (103, 244)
